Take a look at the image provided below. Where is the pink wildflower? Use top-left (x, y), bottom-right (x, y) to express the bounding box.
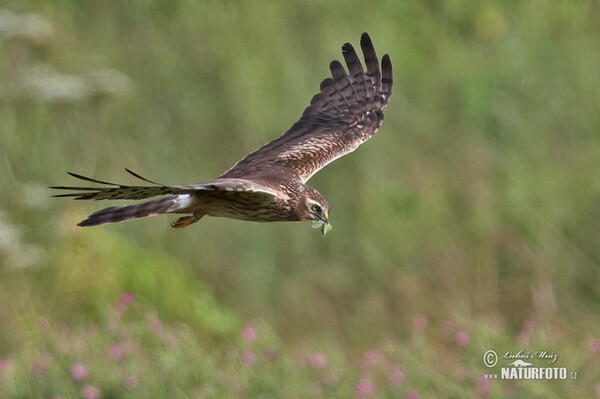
top-left (241, 324), bottom-right (257, 342)
top-left (387, 365), bottom-right (405, 385)
top-left (588, 338), bottom-right (600, 356)
top-left (31, 353), bottom-right (52, 378)
top-left (38, 317), bottom-right (51, 332)
top-left (517, 330), bottom-right (531, 346)
top-left (114, 292), bottom-right (134, 314)
top-left (455, 331), bottom-right (469, 347)
top-left (164, 334), bottom-right (178, 349)
top-left (263, 349), bottom-right (279, 362)
top-left (149, 319), bottom-right (163, 335)
top-left (362, 349), bottom-right (382, 369)
top-left (477, 374), bottom-right (492, 398)
top-left (108, 343), bottom-right (124, 360)
top-left (70, 362), bottom-right (88, 381)
top-left (81, 385), bottom-right (100, 399)
top-left (0, 358), bottom-right (12, 374)
top-left (412, 314), bottom-right (427, 331)
top-left (405, 388), bottom-right (419, 399)
top-left (440, 320), bottom-right (454, 335)
top-left (240, 350), bottom-right (255, 366)
top-left (119, 291), bottom-right (135, 306)
top-left (355, 378), bottom-right (375, 398)
top-left (308, 352), bottom-right (327, 369)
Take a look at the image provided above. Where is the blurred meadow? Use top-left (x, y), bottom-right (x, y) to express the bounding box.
top-left (1, 0), bottom-right (600, 397)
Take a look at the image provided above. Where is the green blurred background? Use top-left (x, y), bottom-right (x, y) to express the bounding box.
top-left (1, 0), bottom-right (599, 397)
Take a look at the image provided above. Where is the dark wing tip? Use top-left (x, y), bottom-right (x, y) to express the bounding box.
top-left (124, 168), bottom-right (162, 185)
top-left (329, 60), bottom-right (344, 71)
top-left (360, 32), bottom-right (373, 50)
top-left (381, 54), bottom-right (393, 97)
top-left (319, 77), bottom-right (334, 90)
top-left (66, 171), bottom-right (120, 186)
top-left (341, 42), bottom-right (354, 54)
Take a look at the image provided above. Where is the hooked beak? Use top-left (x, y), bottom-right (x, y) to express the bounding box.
top-left (320, 211), bottom-right (332, 236)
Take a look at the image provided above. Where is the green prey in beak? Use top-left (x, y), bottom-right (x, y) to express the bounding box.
top-left (312, 211), bottom-right (332, 236)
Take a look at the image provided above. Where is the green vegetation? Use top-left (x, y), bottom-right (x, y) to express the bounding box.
top-left (1, 0), bottom-right (599, 397)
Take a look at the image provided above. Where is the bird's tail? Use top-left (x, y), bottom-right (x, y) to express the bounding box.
top-left (77, 195), bottom-right (186, 227)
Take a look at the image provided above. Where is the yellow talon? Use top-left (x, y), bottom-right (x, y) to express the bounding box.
top-left (171, 216), bottom-right (196, 228)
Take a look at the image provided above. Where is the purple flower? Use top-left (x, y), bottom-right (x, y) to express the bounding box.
top-left (70, 362), bottom-right (88, 381)
top-left (355, 378), bottom-right (375, 398)
top-left (124, 375), bottom-right (138, 390)
top-left (387, 366), bottom-right (405, 385)
top-left (38, 317), bottom-right (51, 332)
top-left (588, 338), bottom-right (600, 356)
top-left (240, 350), bottom-right (255, 366)
top-left (119, 291), bottom-right (135, 306)
top-left (308, 353), bottom-right (327, 369)
top-left (31, 353), bottom-right (52, 378)
top-left (362, 349), bottom-right (382, 369)
top-left (114, 292), bottom-right (135, 314)
top-left (108, 343), bottom-right (124, 360)
top-left (0, 358), bottom-right (12, 375)
top-left (164, 334), bottom-right (178, 349)
top-left (440, 320), bottom-right (454, 335)
top-left (596, 381), bottom-right (600, 396)
top-left (149, 319), bottom-right (163, 335)
top-left (518, 320), bottom-right (536, 345)
top-left (517, 330), bottom-right (531, 346)
top-left (241, 324), bottom-right (257, 343)
top-left (455, 331), bottom-right (469, 347)
top-left (405, 388), bottom-right (419, 399)
top-left (81, 385), bottom-right (100, 399)
top-left (412, 314), bottom-right (427, 331)
top-left (263, 349), bottom-right (279, 362)
top-left (477, 374), bottom-right (492, 396)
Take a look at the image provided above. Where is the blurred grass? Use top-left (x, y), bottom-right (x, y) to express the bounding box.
top-left (1, 0), bottom-right (599, 397)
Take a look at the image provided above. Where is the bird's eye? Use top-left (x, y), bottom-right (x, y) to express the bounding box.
top-left (311, 204), bottom-right (321, 213)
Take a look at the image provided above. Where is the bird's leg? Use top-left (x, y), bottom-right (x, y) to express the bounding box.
top-left (171, 214), bottom-right (202, 229)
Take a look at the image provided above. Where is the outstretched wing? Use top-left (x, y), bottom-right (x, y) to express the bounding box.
top-left (50, 169), bottom-right (277, 201)
top-left (221, 32), bottom-right (392, 183)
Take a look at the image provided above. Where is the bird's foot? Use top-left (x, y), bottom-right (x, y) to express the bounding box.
top-left (171, 215), bottom-right (199, 229)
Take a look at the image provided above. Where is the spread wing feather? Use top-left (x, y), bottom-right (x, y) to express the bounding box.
top-left (221, 32), bottom-right (393, 183)
top-left (50, 170), bottom-right (277, 201)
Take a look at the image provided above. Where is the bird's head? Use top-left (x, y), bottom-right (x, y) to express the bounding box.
top-left (299, 187), bottom-right (331, 236)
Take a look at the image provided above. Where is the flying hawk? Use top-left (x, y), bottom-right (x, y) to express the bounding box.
top-left (51, 33), bottom-right (393, 235)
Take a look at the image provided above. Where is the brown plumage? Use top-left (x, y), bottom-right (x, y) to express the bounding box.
top-left (50, 33), bottom-right (393, 235)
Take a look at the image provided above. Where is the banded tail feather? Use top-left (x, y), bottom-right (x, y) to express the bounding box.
top-left (77, 196), bottom-right (180, 227)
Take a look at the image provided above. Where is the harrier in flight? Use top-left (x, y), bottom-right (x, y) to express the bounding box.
top-left (51, 33), bottom-right (393, 235)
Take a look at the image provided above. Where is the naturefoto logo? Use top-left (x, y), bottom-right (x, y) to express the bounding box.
top-left (482, 349), bottom-right (578, 380)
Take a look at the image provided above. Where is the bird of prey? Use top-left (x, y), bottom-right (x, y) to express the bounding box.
top-left (51, 33), bottom-right (393, 236)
